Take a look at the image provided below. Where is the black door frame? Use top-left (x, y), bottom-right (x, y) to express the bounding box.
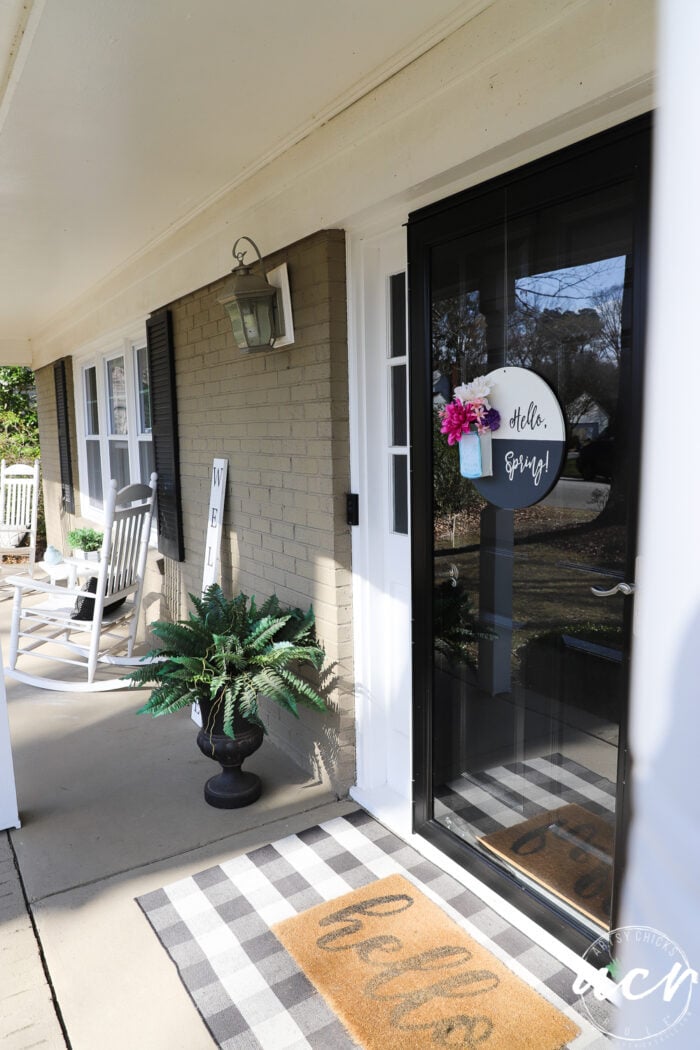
top-left (408, 114), bottom-right (651, 953)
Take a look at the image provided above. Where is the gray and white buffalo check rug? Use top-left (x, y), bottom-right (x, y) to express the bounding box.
top-left (136, 810), bottom-right (611, 1049)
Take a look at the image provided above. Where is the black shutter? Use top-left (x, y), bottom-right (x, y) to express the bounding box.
top-left (146, 308), bottom-right (184, 561)
top-left (54, 359), bottom-right (75, 514)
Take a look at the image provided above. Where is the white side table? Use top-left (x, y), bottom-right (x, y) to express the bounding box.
top-left (37, 557), bottom-right (99, 588)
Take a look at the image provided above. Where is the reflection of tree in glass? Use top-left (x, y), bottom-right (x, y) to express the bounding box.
top-left (508, 277), bottom-right (624, 425)
top-left (589, 286), bottom-right (623, 363)
top-left (431, 290), bottom-right (487, 380)
top-left (515, 258), bottom-right (624, 312)
top-left (432, 408), bottom-right (484, 531)
top-left (433, 580), bottom-right (494, 669)
top-left (430, 264), bottom-right (626, 523)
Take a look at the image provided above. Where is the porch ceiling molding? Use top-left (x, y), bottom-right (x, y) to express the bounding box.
top-left (21, 0), bottom-right (654, 370)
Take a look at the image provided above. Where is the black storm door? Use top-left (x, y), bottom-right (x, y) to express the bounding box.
top-left (409, 116), bottom-right (650, 946)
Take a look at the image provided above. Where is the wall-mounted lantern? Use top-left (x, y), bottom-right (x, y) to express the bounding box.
top-left (218, 236), bottom-right (288, 352)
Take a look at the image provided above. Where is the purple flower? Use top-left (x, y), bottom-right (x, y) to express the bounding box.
top-left (481, 408), bottom-right (500, 432)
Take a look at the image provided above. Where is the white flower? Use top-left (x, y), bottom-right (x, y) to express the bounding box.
top-left (454, 375), bottom-right (492, 405)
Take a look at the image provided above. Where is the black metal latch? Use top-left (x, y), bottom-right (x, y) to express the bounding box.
top-left (346, 493), bottom-right (359, 527)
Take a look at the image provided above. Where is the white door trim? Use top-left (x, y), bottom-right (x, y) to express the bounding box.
top-left (347, 224), bottom-right (412, 828)
top-left (344, 218), bottom-right (600, 980)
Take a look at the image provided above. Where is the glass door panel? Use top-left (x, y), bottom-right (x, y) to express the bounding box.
top-left (429, 180), bottom-right (638, 932)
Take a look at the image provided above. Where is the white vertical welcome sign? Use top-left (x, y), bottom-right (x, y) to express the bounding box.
top-left (0, 648), bottom-right (20, 830)
top-left (192, 458), bottom-right (229, 728)
top-left (202, 458), bottom-right (228, 593)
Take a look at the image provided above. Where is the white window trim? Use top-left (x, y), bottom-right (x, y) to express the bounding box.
top-left (72, 320), bottom-right (154, 532)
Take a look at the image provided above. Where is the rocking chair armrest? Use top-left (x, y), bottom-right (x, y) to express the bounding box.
top-left (3, 574), bottom-right (88, 599)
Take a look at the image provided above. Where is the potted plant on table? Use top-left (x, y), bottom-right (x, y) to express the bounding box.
top-left (129, 584), bottom-right (328, 809)
top-left (66, 526), bottom-right (104, 561)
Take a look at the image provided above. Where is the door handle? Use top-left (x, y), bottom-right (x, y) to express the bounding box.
top-left (591, 581), bottom-right (635, 597)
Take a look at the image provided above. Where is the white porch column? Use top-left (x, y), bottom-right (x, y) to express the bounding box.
top-left (619, 0), bottom-right (700, 1040)
top-left (0, 648), bottom-right (20, 831)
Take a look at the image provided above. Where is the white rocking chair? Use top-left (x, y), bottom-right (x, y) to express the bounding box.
top-left (0, 459), bottom-right (40, 580)
top-left (5, 474), bottom-right (157, 692)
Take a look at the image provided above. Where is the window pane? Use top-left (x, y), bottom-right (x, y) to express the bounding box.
top-left (86, 440), bottom-right (103, 509)
top-left (392, 453), bottom-right (408, 534)
top-left (136, 345), bottom-right (152, 434)
top-left (84, 367), bottom-right (99, 435)
top-left (109, 440), bottom-right (130, 491)
top-left (390, 273), bottom-right (406, 358)
top-left (107, 356), bottom-right (128, 435)
top-left (391, 364), bottom-right (407, 446)
top-left (139, 441), bottom-right (155, 485)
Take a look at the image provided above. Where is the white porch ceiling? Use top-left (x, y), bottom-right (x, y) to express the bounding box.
top-left (0, 0), bottom-right (486, 358)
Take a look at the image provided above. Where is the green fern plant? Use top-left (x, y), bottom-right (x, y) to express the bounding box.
top-left (129, 584), bottom-right (327, 739)
top-left (433, 580), bottom-right (495, 668)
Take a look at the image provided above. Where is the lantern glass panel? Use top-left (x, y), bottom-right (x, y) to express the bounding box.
top-left (224, 302), bottom-right (247, 347)
top-left (244, 300), bottom-right (273, 347)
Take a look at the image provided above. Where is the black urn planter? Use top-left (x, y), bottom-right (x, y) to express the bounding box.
top-left (196, 701), bottom-right (264, 809)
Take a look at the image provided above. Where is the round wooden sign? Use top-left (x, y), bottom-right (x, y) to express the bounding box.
top-left (472, 367), bottom-right (566, 509)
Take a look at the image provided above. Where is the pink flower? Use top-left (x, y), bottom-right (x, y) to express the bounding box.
top-left (440, 379), bottom-right (501, 448)
top-left (440, 398), bottom-right (481, 444)
top-left (441, 395), bottom-right (501, 444)
top-left (440, 399), bottom-right (470, 445)
top-left (470, 398), bottom-right (487, 422)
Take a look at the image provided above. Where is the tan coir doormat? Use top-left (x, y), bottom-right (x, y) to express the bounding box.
top-left (272, 873), bottom-right (579, 1050)
top-left (479, 803), bottom-right (614, 928)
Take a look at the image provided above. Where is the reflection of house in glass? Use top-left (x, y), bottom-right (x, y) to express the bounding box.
top-left (568, 394), bottom-right (609, 445)
top-left (432, 370), bottom-right (452, 407)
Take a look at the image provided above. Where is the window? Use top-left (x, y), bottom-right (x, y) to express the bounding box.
top-left (75, 335), bottom-right (153, 517)
top-left (83, 365), bottom-right (103, 508)
top-left (135, 344), bottom-right (155, 486)
top-left (388, 271), bottom-right (408, 534)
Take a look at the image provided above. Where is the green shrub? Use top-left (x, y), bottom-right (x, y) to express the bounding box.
top-left (67, 527), bottom-right (104, 552)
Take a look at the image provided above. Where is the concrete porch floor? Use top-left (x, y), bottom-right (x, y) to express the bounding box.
top-left (0, 593), bottom-right (354, 1050)
top-left (0, 591), bottom-right (616, 1050)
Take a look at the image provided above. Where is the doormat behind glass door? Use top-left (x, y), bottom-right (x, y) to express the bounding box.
top-left (479, 803), bottom-right (613, 927)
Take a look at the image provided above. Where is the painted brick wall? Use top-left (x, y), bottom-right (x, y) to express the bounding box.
top-left (33, 229), bottom-right (355, 794)
top-left (165, 228), bottom-right (354, 793)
